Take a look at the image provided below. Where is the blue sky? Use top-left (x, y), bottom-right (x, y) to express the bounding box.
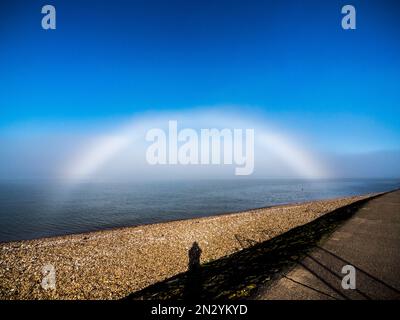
top-left (0, 0), bottom-right (400, 178)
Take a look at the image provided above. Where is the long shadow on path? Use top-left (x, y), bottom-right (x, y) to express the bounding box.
top-left (126, 195), bottom-right (383, 300)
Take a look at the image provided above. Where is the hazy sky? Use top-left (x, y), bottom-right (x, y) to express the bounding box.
top-left (0, 0), bottom-right (399, 179)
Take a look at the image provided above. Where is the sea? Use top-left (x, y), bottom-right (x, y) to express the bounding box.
top-left (0, 178), bottom-right (399, 242)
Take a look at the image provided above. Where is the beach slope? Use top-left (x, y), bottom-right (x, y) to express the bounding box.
top-left (0, 194), bottom-right (376, 299)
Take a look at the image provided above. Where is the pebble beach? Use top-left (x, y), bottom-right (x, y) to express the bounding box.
top-left (0, 194), bottom-right (375, 300)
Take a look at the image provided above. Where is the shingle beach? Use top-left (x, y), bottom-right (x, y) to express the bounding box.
top-left (0, 194), bottom-right (375, 299)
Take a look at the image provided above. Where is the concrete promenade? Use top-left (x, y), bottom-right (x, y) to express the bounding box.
top-left (259, 190), bottom-right (400, 300)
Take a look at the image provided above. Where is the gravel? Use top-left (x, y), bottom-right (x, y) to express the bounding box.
top-left (0, 194), bottom-right (374, 299)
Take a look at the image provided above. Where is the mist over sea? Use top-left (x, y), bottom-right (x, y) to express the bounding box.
top-left (0, 178), bottom-right (399, 242)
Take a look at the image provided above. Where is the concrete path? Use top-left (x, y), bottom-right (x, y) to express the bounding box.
top-left (258, 190), bottom-right (400, 300)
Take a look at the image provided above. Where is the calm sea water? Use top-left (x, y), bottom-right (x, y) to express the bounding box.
top-left (0, 178), bottom-right (399, 242)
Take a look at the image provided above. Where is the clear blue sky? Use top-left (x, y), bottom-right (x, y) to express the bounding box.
top-left (1, 0), bottom-right (399, 121)
top-left (0, 0), bottom-right (400, 178)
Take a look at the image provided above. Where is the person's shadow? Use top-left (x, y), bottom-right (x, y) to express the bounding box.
top-left (183, 242), bottom-right (203, 300)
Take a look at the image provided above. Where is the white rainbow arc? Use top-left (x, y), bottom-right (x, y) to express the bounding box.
top-left (64, 115), bottom-right (328, 179)
top-left (256, 132), bottom-right (326, 178)
top-left (64, 121), bottom-right (145, 179)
